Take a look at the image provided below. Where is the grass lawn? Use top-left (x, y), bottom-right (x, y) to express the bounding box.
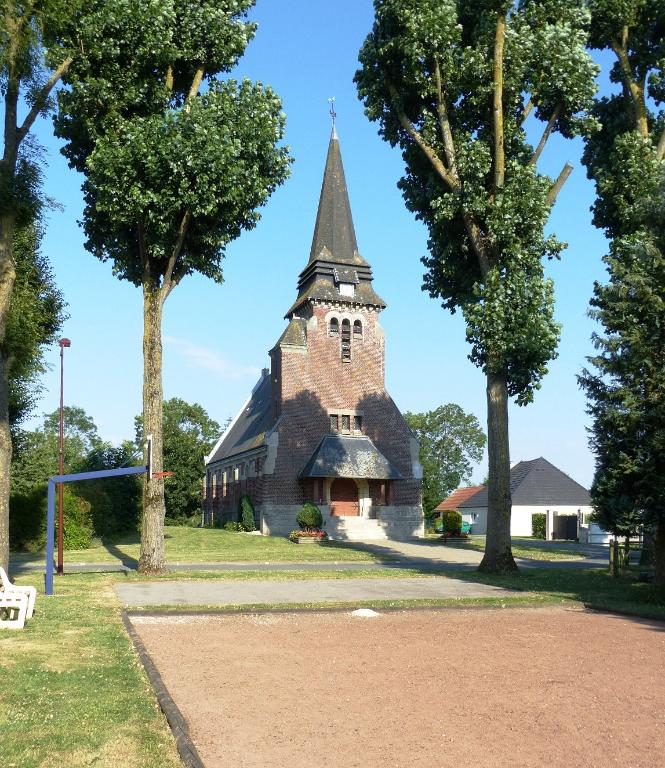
top-left (0, 573), bottom-right (181, 768)
top-left (430, 534), bottom-right (588, 560)
top-left (10, 525), bottom-right (380, 567)
top-left (2, 566), bottom-right (663, 766)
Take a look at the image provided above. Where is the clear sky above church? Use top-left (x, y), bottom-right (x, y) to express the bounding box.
top-left (29, 0), bottom-right (614, 488)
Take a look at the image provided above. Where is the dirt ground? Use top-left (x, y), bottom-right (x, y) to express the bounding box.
top-left (132, 607), bottom-right (665, 768)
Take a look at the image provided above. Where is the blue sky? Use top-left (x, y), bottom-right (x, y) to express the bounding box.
top-left (26, 0), bottom-right (614, 488)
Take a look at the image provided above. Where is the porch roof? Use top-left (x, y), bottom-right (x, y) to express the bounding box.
top-left (299, 435), bottom-right (403, 480)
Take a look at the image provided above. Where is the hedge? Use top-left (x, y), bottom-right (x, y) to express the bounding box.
top-left (532, 513), bottom-right (546, 539)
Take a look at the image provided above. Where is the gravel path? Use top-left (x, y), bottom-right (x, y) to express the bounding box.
top-left (132, 606), bottom-right (665, 768)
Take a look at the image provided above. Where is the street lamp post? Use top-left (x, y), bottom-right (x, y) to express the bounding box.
top-left (57, 338), bottom-right (71, 576)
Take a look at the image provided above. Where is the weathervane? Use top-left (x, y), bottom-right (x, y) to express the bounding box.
top-left (328, 97), bottom-right (337, 126)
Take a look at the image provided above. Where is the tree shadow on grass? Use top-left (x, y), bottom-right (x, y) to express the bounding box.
top-left (449, 566), bottom-right (665, 631)
top-left (102, 531), bottom-right (140, 569)
top-left (325, 539), bottom-right (665, 629)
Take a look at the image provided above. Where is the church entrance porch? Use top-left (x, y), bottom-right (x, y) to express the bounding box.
top-left (330, 478), bottom-right (359, 517)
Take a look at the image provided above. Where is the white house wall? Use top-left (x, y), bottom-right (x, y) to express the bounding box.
top-left (461, 508), bottom-right (487, 535)
top-left (464, 504), bottom-right (593, 537)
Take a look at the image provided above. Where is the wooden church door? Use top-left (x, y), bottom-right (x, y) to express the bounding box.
top-left (330, 478), bottom-right (359, 517)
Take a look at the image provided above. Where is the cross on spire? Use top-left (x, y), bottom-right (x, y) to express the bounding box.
top-left (328, 97), bottom-right (337, 136)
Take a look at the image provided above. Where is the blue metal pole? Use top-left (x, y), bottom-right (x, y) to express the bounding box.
top-left (50, 465), bottom-right (147, 484)
top-left (45, 480), bottom-right (55, 596)
top-left (44, 465), bottom-right (147, 595)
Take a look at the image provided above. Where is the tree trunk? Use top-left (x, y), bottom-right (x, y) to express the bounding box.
top-left (0, 213), bottom-right (16, 574)
top-left (138, 283), bottom-right (166, 573)
top-left (479, 372), bottom-right (517, 573)
top-left (654, 515), bottom-right (665, 594)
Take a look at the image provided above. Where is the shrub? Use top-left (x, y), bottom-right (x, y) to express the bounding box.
top-left (239, 495), bottom-right (256, 532)
top-left (9, 485), bottom-right (94, 551)
top-left (532, 513), bottom-right (546, 539)
top-left (185, 512), bottom-right (202, 527)
top-left (223, 521), bottom-right (243, 532)
top-left (297, 502), bottom-right (323, 531)
top-left (441, 509), bottom-right (462, 535)
top-left (58, 489), bottom-right (94, 550)
top-left (9, 485), bottom-right (46, 551)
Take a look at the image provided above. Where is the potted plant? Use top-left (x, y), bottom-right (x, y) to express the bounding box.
top-left (289, 502), bottom-right (327, 544)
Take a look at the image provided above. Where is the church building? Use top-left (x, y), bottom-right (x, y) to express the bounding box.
top-left (204, 129), bottom-right (423, 540)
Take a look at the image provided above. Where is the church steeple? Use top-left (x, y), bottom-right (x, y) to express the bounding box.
top-left (308, 128), bottom-right (367, 267)
top-left (286, 129), bottom-right (386, 319)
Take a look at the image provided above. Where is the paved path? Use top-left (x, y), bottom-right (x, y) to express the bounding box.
top-left (115, 576), bottom-right (521, 607)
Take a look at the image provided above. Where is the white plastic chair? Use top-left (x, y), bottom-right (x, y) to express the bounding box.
top-left (0, 566), bottom-right (36, 619)
top-left (0, 591), bottom-right (28, 629)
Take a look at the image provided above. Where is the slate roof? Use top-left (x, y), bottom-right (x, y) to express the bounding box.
top-left (299, 435), bottom-right (403, 480)
top-left (286, 129), bottom-right (387, 318)
top-left (206, 372), bottom-right (273, 464)
top-left (435, 486), bottom-right (486, 511)
top-left (458, 457), bottom-right (590, 508)
top-left (308, 126), bottom-right (368, 268)
top-left (275, 317), bottom-right (307, 348)
top-left (286, 276), bottom-right (386, 318)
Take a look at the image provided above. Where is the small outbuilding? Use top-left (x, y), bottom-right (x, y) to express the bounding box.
top-left (456, 457), bottom-right (592, 540)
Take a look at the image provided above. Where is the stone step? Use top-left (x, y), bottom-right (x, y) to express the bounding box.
top-left (325, 516), bottom-right (389, 541)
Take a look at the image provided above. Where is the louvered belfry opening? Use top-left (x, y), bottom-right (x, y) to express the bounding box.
top-left (341, 319), bottom-right (351, 361)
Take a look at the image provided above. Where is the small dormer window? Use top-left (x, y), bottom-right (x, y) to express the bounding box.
top-left (353, 319), bottom-right (363, 338)
top-left (329, 317), bottom-right (339, 337)
top-left (339, 282), bottom-right (355, 297)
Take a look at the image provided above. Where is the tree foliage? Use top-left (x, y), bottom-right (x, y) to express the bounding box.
top-left (0, 0), bottom-right (77, 573)
top-left (135, 398), bottom-right (219, 523)
top-left (55, 1), bottom-right (291, 292)
top-left (11, 406), bottom-right (102, 494)
top-left (579, 0), bottom-right (665, 585)
top-left (404, 404), bottom-right (485, 514)
top-left (11, 407), bottom-right (141, 541)
top-left (355, 0), bottom-right (596, 572)
top-left (54, 0), bottom-right (291, 572)
top-left (5, 219), bottom-right (67, 434)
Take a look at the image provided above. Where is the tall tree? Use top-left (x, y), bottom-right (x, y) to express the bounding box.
top-left (7, 219), bottom-right (67, 435)
top-left (0, 0), bottom-right (75, 571)
top-left (580, 0), bottom-right (665, 588)
top-left (135, 398), bottom-right (219, 523)
top-left (404, 404), bottom-right (485, 514)
top-left (355, 0), bottom-right (597, 572)
top-left (11, 405), bottom-right (103, 494)
top-left (55, 1), bottom-right (291, 572)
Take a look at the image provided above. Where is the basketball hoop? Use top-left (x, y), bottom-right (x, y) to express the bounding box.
top-left (151, 471), bottom-right (175, 479)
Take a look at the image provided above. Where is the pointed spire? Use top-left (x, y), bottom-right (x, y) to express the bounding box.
top-left (308, 129), bottom-right (366, 267)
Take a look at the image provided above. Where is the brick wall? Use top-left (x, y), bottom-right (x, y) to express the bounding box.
top-left (263, 300), bottom-right (421, 512)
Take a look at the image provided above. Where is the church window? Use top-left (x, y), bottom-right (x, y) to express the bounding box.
top-left (342, 414), bottom-right (351, 432)
top-left (339, 282), bottom-right (355, 297)
top-left (330, 414), bottom-right (339, 432)
top-left (353, 415), bottom-right (362, 432)
top-left (353, 320), bottom-right (363, 338)
top-left (341, 319), bottom-right (351, 361)
top-left (329, 317), bottom-right (339, 337)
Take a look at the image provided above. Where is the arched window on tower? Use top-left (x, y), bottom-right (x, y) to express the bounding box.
top-left (353, 319), bottom-right (363, 338)
top-left (341, 319), bottom-right (351, 361)
top-left (329, 317), bottom-right (339, 337)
